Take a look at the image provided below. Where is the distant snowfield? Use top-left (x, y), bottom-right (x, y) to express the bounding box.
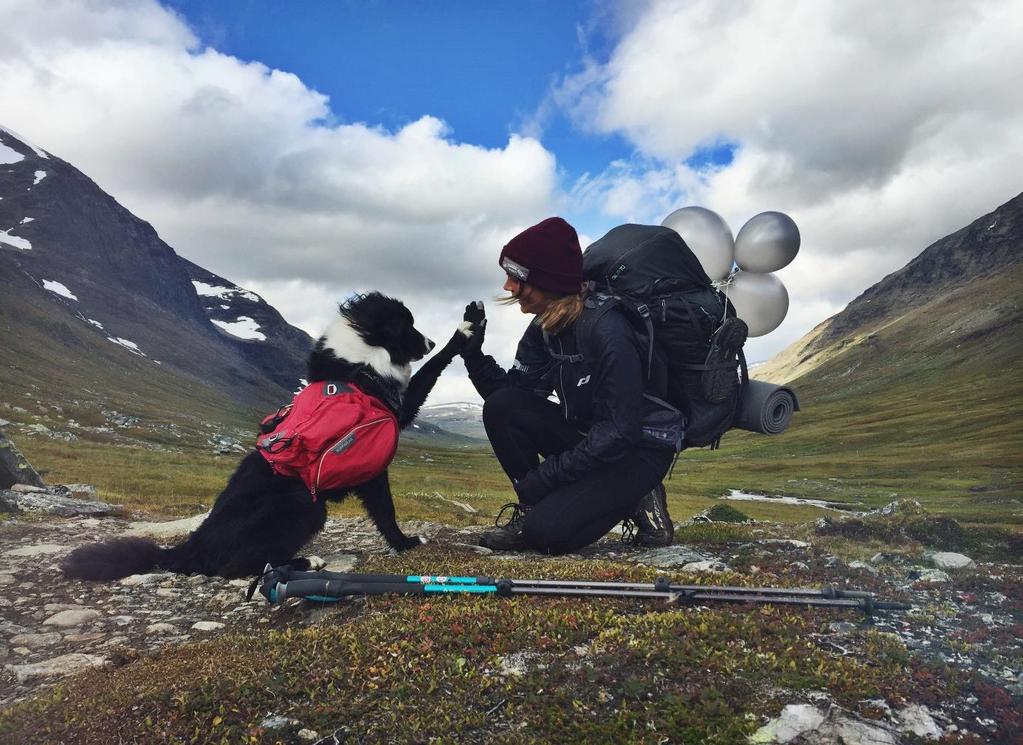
top-left (192, 280), bottom-right (260, 303)
top-left (0, 228), bottom-right (31, 250)
top-left (42, 279), bottom-right (77, 300)
top-left (32, 170), bottom-right (47, 185)
top-left (212, 316), bottom-right (266, 341)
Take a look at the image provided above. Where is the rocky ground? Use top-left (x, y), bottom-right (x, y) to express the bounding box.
top-left (0, 489), bottom-right (1021, 744)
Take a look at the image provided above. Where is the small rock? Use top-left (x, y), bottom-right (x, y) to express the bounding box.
top-left (750, 703), bottom-right (825, 743)
top-left (913, 568), bottom-right (951, 584)
top-left (297, 730), bottom-right (320, 742)
top-left (4, 543), bottom-right (68, 558)
top-left (929, 552), bottom-right (975, 570)
top-left (452, 543), bottom-right (493, 555)
top-left (125, 512), bottom-right (210, 538)
top-left (8, 632), bottom-right (62, 648)
top-left (191, 621), bottom-right (225, 632)
top-left (682, 559), bottom-right (728, 573)
top-left (829, 622), bottom-right (857, 634)
top-left (62, 483), bottom-right (98, 499)
top-left (498, 651), bottom-right (537, 678)
top-left (62, 631), bottom-right (105, 644)
top-left (848, 560), bottom-right (878, 575)
top-left (260, 716), bottom-right (294, 729)
top-left (5, 653), bottom-right (108, 683)
top-left (119, 573), bottom-right (169, 587)
top-left (44, 608), bottom-right (102, 628)
top-left (146, 623), bottom-right (179, 635)
top-left (8, 483), bottom-right (47, 494)
top-left (897, 704), bottom-right (942, 740)
top-left (0, 573), bottom-right (16, 586)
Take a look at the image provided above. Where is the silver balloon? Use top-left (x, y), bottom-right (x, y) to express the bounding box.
top-left (734, 211), bottom-right (800, 273)
top-left (661, 206), bottom-right (735, 281)
top-left (725, 271), bottom-right (789, 337)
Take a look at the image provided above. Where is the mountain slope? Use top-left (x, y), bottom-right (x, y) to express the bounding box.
top-left (0, 126), bottom-right (315, 445)
top-left (735, 193), bottom-right (1023, 519)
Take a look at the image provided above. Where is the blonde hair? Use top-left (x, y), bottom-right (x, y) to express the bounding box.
top-left (500, 285), bottom-right (586, 335)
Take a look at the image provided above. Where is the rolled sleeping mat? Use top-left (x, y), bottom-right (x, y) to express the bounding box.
top-left (733, 379), bottom-right (799, 435)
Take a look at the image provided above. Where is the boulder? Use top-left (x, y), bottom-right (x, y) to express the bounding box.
top-left (5, 653), bottom-right (108, 683)
top-left (0, 486), bottom-right (120, 517)
top-left (0, 427), bottom-right (45, 489)
top-left (897, 704), bottom-right (942, 740)
top-left (929, 552), bottom-right (976, 570)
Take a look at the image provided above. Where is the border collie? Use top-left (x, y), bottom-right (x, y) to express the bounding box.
top-left (61, 292), bottom-right (469, 580)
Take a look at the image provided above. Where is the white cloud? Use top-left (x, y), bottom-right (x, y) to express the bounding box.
top-left (0, 0), bottom-right (559, 402)
top-left (558, 0), bottom-right (1023, 353)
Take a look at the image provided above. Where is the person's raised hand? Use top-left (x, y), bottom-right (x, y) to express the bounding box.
top-left (460, 301), bottom-right (486, 358)
top-left (439, 301), bottom-right (486, 358)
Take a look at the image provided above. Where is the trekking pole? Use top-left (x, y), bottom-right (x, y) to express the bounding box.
top-left (254, 567), bottom-right (911, 615)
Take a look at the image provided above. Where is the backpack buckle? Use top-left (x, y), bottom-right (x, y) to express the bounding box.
top-left (636, 303), bottom-right (650, 318)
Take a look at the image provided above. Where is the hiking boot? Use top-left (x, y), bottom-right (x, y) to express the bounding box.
top-left (622, 484), bottom-right (674, 548)
top-left (479, 502), bottom-right (530, 551)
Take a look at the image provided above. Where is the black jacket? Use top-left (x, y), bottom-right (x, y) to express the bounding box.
top-left (465, 297), bottom-right (680, 490)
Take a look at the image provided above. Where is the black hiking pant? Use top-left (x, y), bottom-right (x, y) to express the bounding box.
top-left (482, 386), bottom-right (673, 554)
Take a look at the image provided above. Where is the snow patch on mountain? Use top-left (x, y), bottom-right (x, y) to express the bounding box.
top-left (107, 337), bottom-right (146, 357)
top-left (0, 142), bottom-right (24, 165)
top-left (42, 280), bottom-right (77, 300)
top-left (20, 217), bottom-right (34, 224)
top-left (192, 281), bottom-right (260, 303)
top-left (0, 125), bottom-right (49, 159)
top-left (212, 317), bottom-right (266, 341)
top-left (33, 171), bottom-right (47, 186)
top-left (0, 228), bottom-right (31, 250)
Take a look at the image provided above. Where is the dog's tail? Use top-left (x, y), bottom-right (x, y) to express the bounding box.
top-left (60, 537), bottom-right (185, 581)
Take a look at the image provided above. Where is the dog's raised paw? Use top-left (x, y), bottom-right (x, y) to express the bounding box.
top-left (308, 555), bottom-right (327, 570)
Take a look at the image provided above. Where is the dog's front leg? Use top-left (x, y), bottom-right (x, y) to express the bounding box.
top-left (399, 304), bottom-right (481, 428)
top-left (356, 471), bottom-right (424, 551)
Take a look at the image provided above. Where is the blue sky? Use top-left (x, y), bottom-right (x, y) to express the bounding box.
top-left (164, 0), bottom-right (636, 183)
top-left (2, 0), bottom-right (1021, 403)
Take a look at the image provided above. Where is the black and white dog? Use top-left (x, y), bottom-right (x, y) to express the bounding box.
top-left (62, 292), bottom-right (471, 580)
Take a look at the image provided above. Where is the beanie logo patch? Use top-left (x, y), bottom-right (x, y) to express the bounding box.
top-left (501, 257), bottom-right (530, 282)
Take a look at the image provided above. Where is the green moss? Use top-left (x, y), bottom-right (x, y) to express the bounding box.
top-left (703, 504), bottom-right (752, 523)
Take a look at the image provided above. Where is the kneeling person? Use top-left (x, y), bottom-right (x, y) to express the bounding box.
top-left (460, 217), bottom-right (678, 553)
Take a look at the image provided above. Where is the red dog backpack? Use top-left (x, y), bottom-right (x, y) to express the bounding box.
top-left (256, 381), bottom-right (399, 500)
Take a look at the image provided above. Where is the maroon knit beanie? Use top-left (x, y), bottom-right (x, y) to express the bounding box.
top-left (498, 217), bottom-right (583, 296)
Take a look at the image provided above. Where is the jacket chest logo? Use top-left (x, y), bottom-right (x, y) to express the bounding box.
top-left (576, 375), bottom-right (591, 387)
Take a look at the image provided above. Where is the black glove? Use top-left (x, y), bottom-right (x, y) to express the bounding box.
top-left (513, 469), bottom-right (550, 504)
top-left (460, 301), bottom-right (486, 360)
